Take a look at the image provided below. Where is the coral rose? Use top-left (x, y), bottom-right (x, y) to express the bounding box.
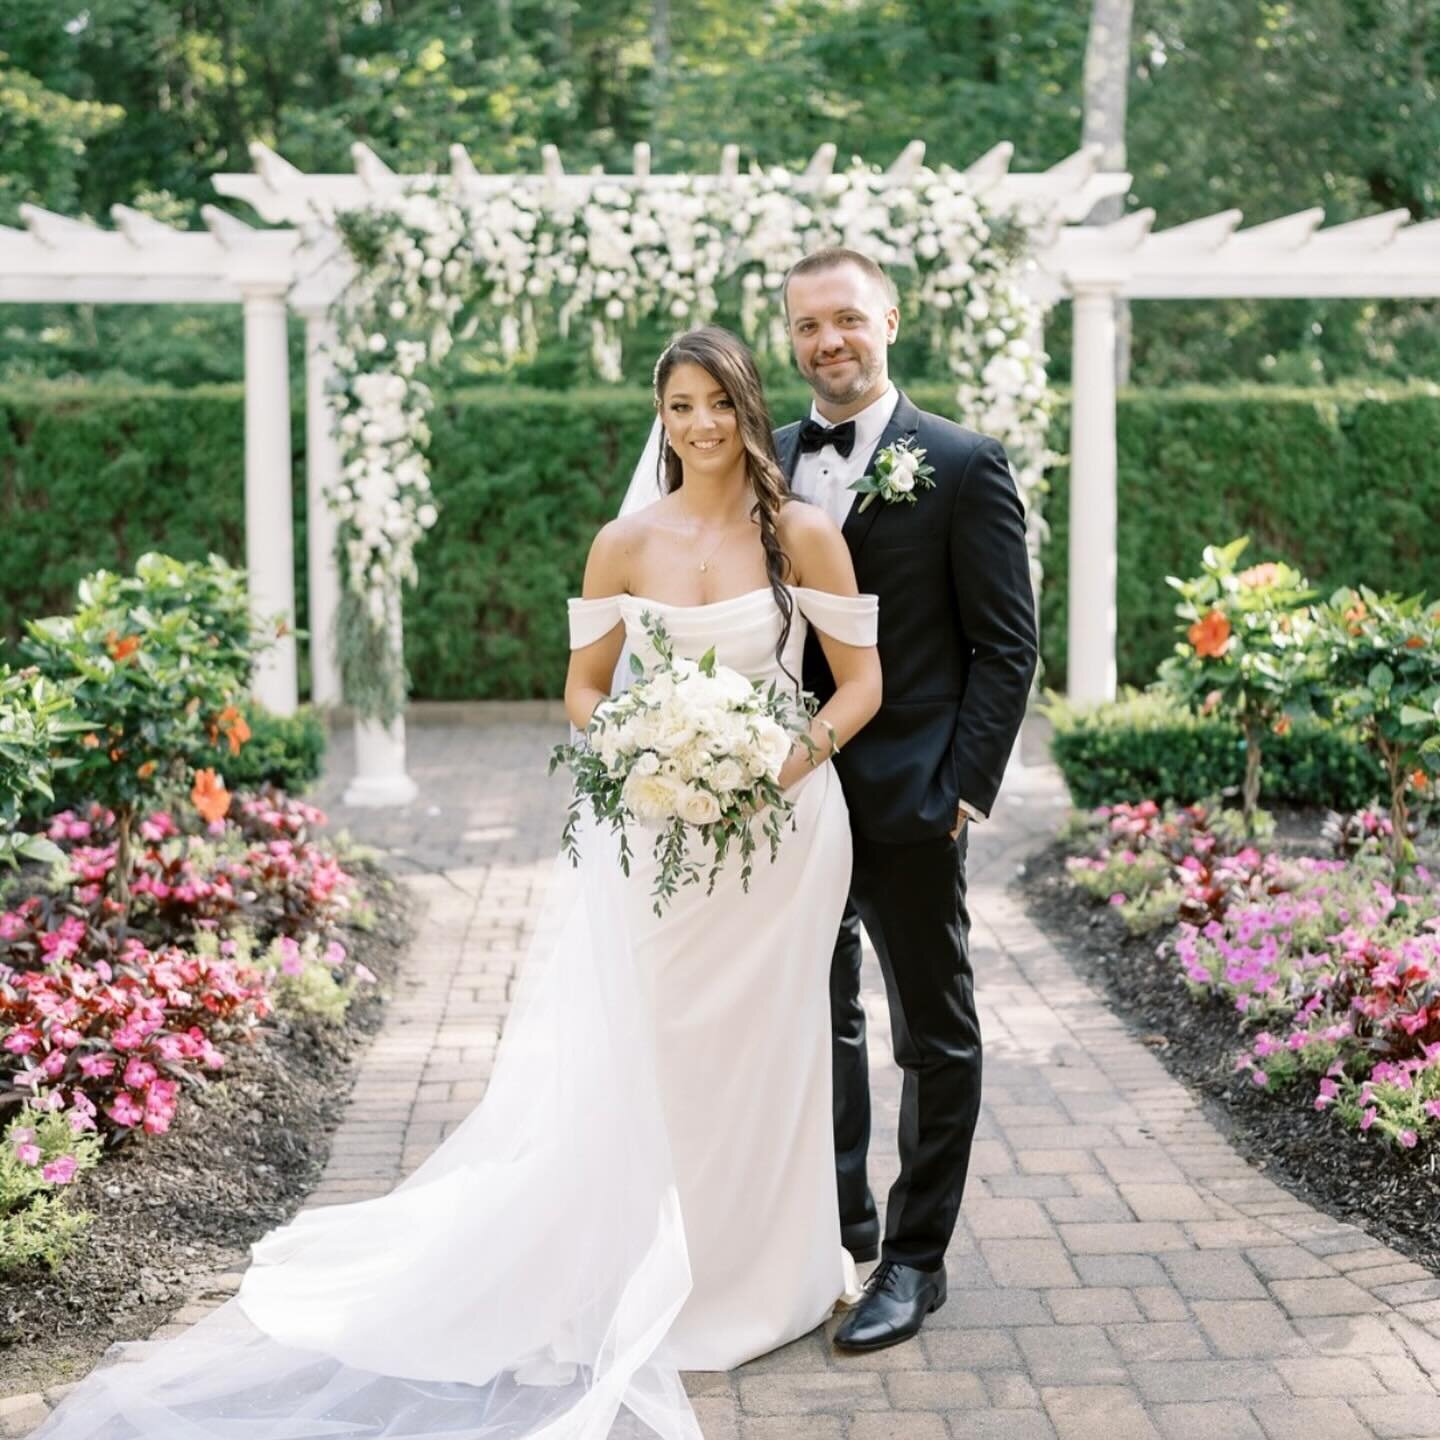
top-left (1238, 562), bottom-right (1281, 589)
top-left (1187, 610), bottom-right (1231, 659)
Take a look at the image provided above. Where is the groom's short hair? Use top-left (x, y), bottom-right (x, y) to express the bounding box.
top-left (783, 248), bottom-right (899, 313)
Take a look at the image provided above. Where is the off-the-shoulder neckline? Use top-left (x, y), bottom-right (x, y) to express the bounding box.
top-left (573, 586), bottom-right (874, 612)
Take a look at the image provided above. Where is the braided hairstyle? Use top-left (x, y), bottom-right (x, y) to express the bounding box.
top-left (652, 326), bottom-right (797, 680)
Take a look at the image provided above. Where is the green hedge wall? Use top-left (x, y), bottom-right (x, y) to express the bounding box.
top-left (2, 381), bottom-right (1436, 699)
top-left (1040, 383), bottom-right (1440, 689)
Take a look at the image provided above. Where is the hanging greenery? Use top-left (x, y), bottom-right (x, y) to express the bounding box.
top-left (326, 162), bottom-right (1052, 723)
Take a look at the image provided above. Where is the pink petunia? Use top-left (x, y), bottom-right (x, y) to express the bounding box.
top-left (277, 936), bottom-right (304, 977)
top-left (14, 1142), bottom-right (41, 1166)
top-left (1360, 1107), bottom-right (1378, 1131)
top-left (1398, 1130), bottom-right (1419, 1149)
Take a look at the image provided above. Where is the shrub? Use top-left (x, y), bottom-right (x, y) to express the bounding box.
top-left (1157, 538), bottom-right (1320, 832)
top-left (1044, 689), bottom-right (1385, 811)
top-left (0, 667), bottom-right (82, 868)
top-left (1312, 587), bottom-right (1440, 869)
top-left (190, 704), bottom-right (327, 793)
top-left (21, 553), bottom-right (271, 904)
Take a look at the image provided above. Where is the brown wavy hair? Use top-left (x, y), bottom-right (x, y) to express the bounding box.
top-left (652, 326), bottom-right (797, 678)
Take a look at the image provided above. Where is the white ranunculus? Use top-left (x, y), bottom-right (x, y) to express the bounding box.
top-left (676, 785), bottom-right (723, 826)
top-left (631, 750), bottom-right (660, 777)
top-left (622, 770), bottom-right (682, 823)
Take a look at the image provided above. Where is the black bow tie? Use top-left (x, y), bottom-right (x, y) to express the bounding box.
top-left (798, 417), bottom-right (857, 459)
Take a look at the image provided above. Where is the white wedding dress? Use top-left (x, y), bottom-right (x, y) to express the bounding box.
top-left (30, 583), bottom-right (876, 1440)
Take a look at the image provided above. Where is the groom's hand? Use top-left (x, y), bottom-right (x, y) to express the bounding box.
top-left (949, 809), bottom-right (968, 840)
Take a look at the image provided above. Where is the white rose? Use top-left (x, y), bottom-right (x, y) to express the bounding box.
top-left (888, 470), bottom-right (916, 494)
top-left (710, 758), bottom-right (747, 793)
top-left (747, 719), bottom-right (793, 780)
top-left (713, 666), bottom-right (755, 704)
top-left (631, 750), bottom-right (660, 777)
top-left (622, 770), bottom-right (682, 823)
top-left (676, 785), bottom-right (723, 826)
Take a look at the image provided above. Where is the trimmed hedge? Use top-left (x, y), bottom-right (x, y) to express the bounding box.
top-left (3, 381), bottom-right (1436, 698)
top-left (1044, 689), bottom-right (1386, 812)
top-left (1040, 383), bottom-right (1440, 689)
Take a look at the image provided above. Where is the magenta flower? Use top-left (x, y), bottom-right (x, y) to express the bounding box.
top-left (1399, 1130), bottom-right (1419, 1149)
top-left (78, 1052), bottom-right (116, 1078)
top-left (123, 1058), bottom-right (158, 1089)
top-left (14, 1141), bottom-right (41, 1166)
top-left (1360, 1107), bottom-right (1378, 1131)
top-left (105, 1092), bottom-right (144, 1128)
top-left (42, 1155), bottom-right (78, 1184)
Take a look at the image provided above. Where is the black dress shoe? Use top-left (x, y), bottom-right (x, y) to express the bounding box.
top-left (833, 1260), bottom-right (947, 1352)
top-left (842, 1221), bottom-right (880, 1264)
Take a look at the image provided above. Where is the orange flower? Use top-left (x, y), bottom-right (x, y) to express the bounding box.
top-left (1238, 562), bottom-right (1280, 589)
top-left (81, 732), bottom-right (101, 750)
top-left (108, 747), bottom-right (124, 763)
top-left (1187, 610), bottom-right (1231, 659)
top-left (217, 704), bottom-right (251, 756)
top-left (191, 768), bottom-right (231, 824)
top-left (1406, 636), bottom-right (1425, 650)
top-left (1412, 770), bottom-right (1431, 792)
top-left (1272, 715), bottom-right (1292, 737)
top-left (106, 630), bottom-right (140, 663)
top-left (1344, 601), bottom-right (1368, 635)
top-left (136, 760), bottom-right (157, 780)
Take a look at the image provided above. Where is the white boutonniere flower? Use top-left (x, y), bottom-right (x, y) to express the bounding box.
top-left (849, 439), bottom-right (937, 513)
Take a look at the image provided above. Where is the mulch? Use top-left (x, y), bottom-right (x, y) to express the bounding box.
top-left (0, 860), bottom-right (414, 1399)
top-left (1015, 817), bottom-right (1440, 1277)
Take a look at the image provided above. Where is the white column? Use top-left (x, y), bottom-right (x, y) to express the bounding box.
top-left (343, 597), bottom-right (418, 807)
top-left (1067, 285), bottom-right (1120, 703)
top-left (243, 286), bottom-right (298, 715)
top-left (302, 312), bottom-right (343, 706)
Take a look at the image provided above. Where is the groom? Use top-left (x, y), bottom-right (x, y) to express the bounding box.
top-left (775, 248), bottom-right (1038, 1352)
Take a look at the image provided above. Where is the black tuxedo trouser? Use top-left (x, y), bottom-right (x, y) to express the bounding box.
top-left (830, 827), bottom-right (979, 1272)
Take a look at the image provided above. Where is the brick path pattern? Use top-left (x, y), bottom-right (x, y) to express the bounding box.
top-left (9, 707), bottom-right (1440, 1440)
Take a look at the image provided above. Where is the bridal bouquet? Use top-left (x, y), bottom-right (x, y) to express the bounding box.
top-left (550, 615), bottom-right (816, 915)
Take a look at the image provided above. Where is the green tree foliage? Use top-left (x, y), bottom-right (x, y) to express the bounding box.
top-left (0, 0), bottom-right (1434, 387)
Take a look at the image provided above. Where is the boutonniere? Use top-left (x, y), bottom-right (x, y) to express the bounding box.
top-left (849, 439), bottom-right (936, 513)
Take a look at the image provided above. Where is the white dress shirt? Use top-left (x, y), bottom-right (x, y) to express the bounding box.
top-left (789, 384), bottom-right (987, 825)
top-left (789, 384), bottom-right (898, 531)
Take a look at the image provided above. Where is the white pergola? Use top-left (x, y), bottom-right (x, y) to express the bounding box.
top-left (4, 140), bottom-right (1437, 800)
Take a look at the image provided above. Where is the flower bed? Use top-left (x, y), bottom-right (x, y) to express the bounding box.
top-left (1062, 800), bottom-right (1440, 1151)
top-left (0, 788), bottom-right (376, 1276)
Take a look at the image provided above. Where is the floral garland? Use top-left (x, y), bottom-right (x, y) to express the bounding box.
top-left (327, 163), bottom-right (1052, 722)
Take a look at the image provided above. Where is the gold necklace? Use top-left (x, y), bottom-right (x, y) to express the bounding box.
top-left (684, 505), bottom-right (737, 573)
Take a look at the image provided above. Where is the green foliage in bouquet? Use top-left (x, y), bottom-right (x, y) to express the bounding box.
top-left (0, 666), bottom-right (88, 869)
top-left (551, 615), bottom-right (813, 916)
top-left (20, 553), bottom-right (273, 904)
top-left (1158, 537), bottom-right (1321, 834)
top-left (1313, 587), bottom-right (1440, 870)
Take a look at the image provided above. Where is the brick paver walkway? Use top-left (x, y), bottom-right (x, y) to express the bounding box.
top-left (10, 707), bottom-right (1440, 1440)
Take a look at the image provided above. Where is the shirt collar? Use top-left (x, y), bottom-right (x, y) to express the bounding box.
top-left (809, 383), bottom-right (898, 458)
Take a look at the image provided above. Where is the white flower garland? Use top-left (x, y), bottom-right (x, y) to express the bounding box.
top-left (327, 163), bottom-right (1052, 721)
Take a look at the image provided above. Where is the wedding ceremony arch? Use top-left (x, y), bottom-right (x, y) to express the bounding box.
top-left (4, 138), bottom-right (1437, 802)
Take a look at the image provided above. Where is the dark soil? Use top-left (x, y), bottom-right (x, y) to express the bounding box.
top-left (0, 860), bottom-right (414, 1398)
top-left (1016, 815), bottom-right (1440, 1278)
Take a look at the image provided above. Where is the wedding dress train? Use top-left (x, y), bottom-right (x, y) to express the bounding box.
top-left (29, 584), bottom-right (877, 1440)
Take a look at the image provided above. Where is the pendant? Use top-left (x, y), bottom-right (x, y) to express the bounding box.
top-left (699, 561), bottom-right (709, 572)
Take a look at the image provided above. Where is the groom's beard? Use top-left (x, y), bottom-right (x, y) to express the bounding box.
top-left (799, 349), bottom-right (885, 408)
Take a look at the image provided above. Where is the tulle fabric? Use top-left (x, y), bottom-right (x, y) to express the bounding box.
top-left (29, 815), bottom-right (703, 1440)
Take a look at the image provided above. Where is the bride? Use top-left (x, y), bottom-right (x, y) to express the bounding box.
top-left (29, 326), bottom-right (881, 1440)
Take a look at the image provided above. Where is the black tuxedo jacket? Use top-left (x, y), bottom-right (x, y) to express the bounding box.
top-left (776, 391), bottom-right (1038, 845)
